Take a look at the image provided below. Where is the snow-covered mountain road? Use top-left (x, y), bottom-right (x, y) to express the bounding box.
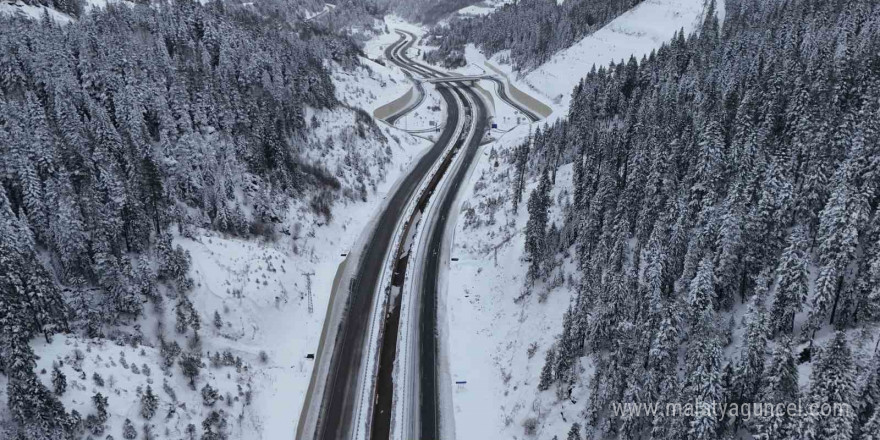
top-left (297, 26), bottom-right (547, 440)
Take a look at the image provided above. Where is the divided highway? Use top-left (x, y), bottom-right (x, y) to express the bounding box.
top-left (297, 29), bottom-right (542, 440)
top-left (384, 36), bottom-right (426, 126)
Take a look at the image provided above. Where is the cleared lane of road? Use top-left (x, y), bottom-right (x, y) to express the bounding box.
top-left (384, 36), bottom-right (427, 126)
top-left (379, 31), bottom-right (496, 440)
top-left (309, 53), bottom-right (464, 440)
top-left (300, 28), bottom-right (543, 440)
top-left (369, 32), bottom-right (483, 440)
top-left (396, 30), bottom-right (543, 123)
top-left (300, 31), bottom-right (473, 440)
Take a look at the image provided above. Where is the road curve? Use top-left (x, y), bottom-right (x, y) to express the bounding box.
top-left (395, 30), bottom-right (543, 123)
top-left (377, 31), bottom-right (493, 440)
top-left (303, 28), bottom-right (539, 440)
top-left (384, 35), bottom-right (427, 126)
top-left (311, 52), bottom-right (463, 440)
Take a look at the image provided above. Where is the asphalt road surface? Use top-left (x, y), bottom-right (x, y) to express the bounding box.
top-left (313, 37), bottom-right (462, 440)
top-left (311, 29), bottom-right (538, 440)
top-left (384, 36), bottom-right (427, 126)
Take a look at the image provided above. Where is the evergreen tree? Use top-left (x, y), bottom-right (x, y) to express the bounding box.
top-left (856, 352), bottom-right (880, 439)
top-left (862, 408), bottom-right (880, 440)
top-left (731, 289), bottom-right (768, 421)
top-left (770, 226), bottom-right (810, 335)
top-left (688, 257), bottom-right (716, 330)
top-left (141, 385), bottom-right (158, 420)
top-left (525, 168), bottom-right (552, 281)
top-left (122, 418), bottom-right (137, 440)
top-left (213, 311), bottom-right (223, 329)
top-left (803, 332), bottom-right (856, 440)
top-left (538, 345), bottom-right (556, 391)
top-left (753, 338), bottom-right (799, 439)
top-left (684, 335), bottom-right (723, 440)
top-left (512, 135), bottom-right (531, 213)
top-left (180, 353), bottom-right (202, 389)
top-left (52, 363), bottom-right (67, 396)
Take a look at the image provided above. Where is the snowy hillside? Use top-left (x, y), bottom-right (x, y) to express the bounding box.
top-left (0, 0), bottom-right (73, 22)
top-left (520, 0), bottom-right (717, 108)
top-left (442, 0), bottom-right (880, 439)
top-left (0, 3), bottom-right (434, 438)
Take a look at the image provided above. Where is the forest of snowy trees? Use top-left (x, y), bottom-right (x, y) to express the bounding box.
top-left (518, 0), bottom-right (880, 438)
top-left (422, 0), bottom-right (644, 69)
top-left (16, 0), bottom-right (87, 17)
top-left (379, 0), bottom-right (477, 23)
top-left (0, 0), bottom-right (390, 437)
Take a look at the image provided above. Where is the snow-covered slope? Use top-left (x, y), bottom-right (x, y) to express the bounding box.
top-left (18, 30), bottom-right (433, 439)
top-left (490, 0), bottom-right (715, 110)
top-left (0, 0), bottom-right (73, 23)
top-left (445, 147), bottom-right (585, 439)
top-left (442, 1), bottom-right (724, 438)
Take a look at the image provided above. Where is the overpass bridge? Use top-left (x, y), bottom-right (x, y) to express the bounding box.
top-left (422, 74), bottom-right (496, 84)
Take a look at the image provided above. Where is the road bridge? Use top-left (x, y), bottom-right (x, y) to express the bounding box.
top-left (423, 74), bottom-right (496, 84)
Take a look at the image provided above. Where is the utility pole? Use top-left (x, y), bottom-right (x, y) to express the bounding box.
top-left (303, 271), bottom-right (315, 314)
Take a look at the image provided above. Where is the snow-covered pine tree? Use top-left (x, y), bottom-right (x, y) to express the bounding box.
top-left (52, 363), bottom-right (66, 396)
top-left (752, 338), bottom-right (799, 439)
top-left (770, 226), bottom-right (810, 336)
top-left (538, 345), bottom-right (556, 391)
top-left (141, 385), bottom-right (158, 420)
top-left (802, 332), bottom-right (857, 440)
top-left (525, 168), bottom-right (552, 281)
top-left (730, 283), bottom-right (769, 426)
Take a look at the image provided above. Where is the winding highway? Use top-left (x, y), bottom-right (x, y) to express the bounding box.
top-left (384, 35), bottom-right (427, 126)
top-left (297, 29), bottom-right (542, 440)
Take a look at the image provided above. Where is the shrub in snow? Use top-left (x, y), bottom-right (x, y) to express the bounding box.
top-left (142, 423), bottom-right (155, 440)
top-left (179, 353), bottom-right (202, 389)
top-left (213, 311), bottom-right (223, 329)
top-left (163, 379), bottom-right (177, 403)
top-left (122, 418), bottom-right (137, 439)
top-left (201, 410), bottom-right (229, 440)
top-left (201, 383), bottom-right (221, 407)
top-left (527, 342), bottom-right (539, 359)
top-left (185, 424), bottom-right (197, 440)
top-left (52, 363), bottom-right (66, 395)
top-left (92, 372), bottom-right (105, 387)
top-left (86, 393), bottom-right (108, 435)
top-left (522, 417), bottom-right (538, 436)
top-left (259, 350), bottom-right (269, 364)
top-left (141, 385), bottom-right (158, 420)
top-left (188, 332), bottom-right (202, 351)
top-left (566, 423), bottom-right (582, 440)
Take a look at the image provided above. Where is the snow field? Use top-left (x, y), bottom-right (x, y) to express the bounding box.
top-left (483, 0), bottom-right (712, 111)
top-left (0, 0), bottom-right (73, 23)
top-left (445, 129), bottom-right (590, 438)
